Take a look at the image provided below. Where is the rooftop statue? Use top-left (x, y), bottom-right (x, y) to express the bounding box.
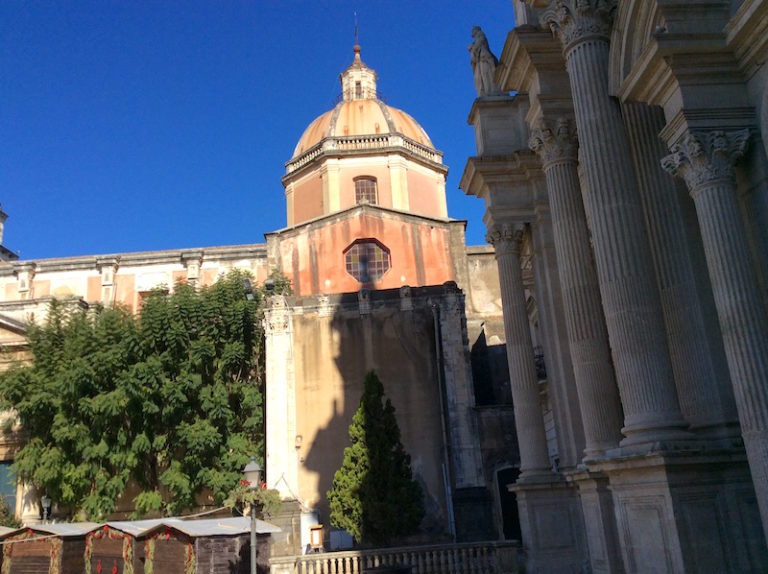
top-left (469, 26), bottom-right (503, 97)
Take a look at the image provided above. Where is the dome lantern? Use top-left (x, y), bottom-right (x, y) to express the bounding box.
top-left (340, 45), bottom-right (378, 101)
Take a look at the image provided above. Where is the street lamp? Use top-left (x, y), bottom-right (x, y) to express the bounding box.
top-left (243, 458), bottom-right (262, 574)
top-left (40, 495), bottom-right (51, 523)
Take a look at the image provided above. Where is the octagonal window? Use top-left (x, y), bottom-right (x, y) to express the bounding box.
top-left (345, 239), bottom-right (390, 283)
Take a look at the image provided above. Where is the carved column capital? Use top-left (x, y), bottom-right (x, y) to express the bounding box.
top-left (539, 0), bottom-right (616, 51)
top-left (662, 129), bottom-right (751, 193)
top-left (529, 117), bottom-right (578, 167)
top-left (486, 223), bottom-right (523, 255)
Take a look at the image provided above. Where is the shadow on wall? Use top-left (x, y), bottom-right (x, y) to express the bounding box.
top-left (299, 287), bottom-right (451, 547)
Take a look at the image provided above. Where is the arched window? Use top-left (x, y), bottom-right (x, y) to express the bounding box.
top-left (354, 177), bottom-right (378, 205)
top-left (344, 239), bottom-right (390, 283)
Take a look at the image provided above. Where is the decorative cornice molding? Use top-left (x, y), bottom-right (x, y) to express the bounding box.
top-left (539, 0), bottom-right (617, 52)
top-left (661, 129), bottom-right (751, 192)
top-left (529, 117), bottom-right (578, 166)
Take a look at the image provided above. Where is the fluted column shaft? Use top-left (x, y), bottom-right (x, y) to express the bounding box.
top-left (488, 225), bottom-right (552, 477)
top-left (530, 119), bottom-right (623, 457)
top-left (663, 128), bottom-right (768, 545)
top-left (541, 1), bottom-right (687, 443)
top-left (530, 205), bottom-right (586, 469)
top-left (623, 102), bottom-right (738, 435)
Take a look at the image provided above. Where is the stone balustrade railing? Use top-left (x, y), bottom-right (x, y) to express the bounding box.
top-left (285, 135), bottom-right (443, 174)
top-left (269, 540), bottom-right (520, 574)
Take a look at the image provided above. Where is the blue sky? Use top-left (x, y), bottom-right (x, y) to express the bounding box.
top-left (1, 1), bottom-right (516, 260)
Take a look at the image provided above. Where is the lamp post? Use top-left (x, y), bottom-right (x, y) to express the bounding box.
top-left (40, 495), bottom-right (51, 523)
top-left (243, 458), bottom-right (262, 574)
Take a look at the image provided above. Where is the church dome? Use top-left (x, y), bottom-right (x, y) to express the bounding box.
top-left (290, 46), bottom-right (436, 160)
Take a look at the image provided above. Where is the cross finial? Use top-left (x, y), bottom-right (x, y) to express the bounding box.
top-left (354, 12), bottom-right (359, 45)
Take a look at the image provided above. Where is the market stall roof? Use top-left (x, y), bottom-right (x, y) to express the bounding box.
top-left (104, 518), bottom-right (166, 536)
top-left (0, 522), bottom-right (99, 539)
top-left (139, 516), bottom-right (280, 538)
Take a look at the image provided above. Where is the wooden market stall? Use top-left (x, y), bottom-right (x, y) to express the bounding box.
top-left (85, 520), bottom-right (165, 574)
top-left (0, 522), bottom-right (97, 574)
top-left (138, 517), bottom-right (279, 574)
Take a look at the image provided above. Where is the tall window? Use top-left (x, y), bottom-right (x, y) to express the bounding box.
top-left (355, 177), bottom-right (378, 205)
top-left (355, 81), bottom-right (362, 99)
top-left (0, 461), bottom-right (15, 516)
top-left (345, 240), bottom-right (390, 283)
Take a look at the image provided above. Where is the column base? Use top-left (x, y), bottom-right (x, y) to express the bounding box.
top-left (265, 499), bottom-right (309, 558)
top-left (568, 470), bottom-right (624, 574)
top-left (510, 474), bottom-right (588, 574)
top-left (593, 445), bottom-right (767, 573)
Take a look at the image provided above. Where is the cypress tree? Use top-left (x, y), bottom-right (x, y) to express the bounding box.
top-left (327, 371), bottom-right (424, 545)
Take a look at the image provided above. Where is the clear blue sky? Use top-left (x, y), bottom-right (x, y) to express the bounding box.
top-left (1, 1), bottom-right (516, 260)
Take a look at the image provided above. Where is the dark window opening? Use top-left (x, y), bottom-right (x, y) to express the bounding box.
top-left (355, 81), bottom-right (362, 98)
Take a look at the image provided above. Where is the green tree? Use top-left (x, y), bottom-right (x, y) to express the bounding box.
top-left (0, 270), bottom-right (290, 520)
top-left (327, 371), bottom-right (424, 545)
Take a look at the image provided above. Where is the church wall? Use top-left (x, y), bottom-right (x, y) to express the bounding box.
top-left (291, 174), bottom-right (324, 224)
top-left (270, 210), bottom-right (457, 297)
top-left (286, 293), bottom-right (452, 539)
top-left (407, 168), bottom-right (446, 218)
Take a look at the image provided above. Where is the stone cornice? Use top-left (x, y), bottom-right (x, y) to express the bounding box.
top-left (725, 0), bottom-right (768, 79)
top-left (661, 129), bottom-right (751, 192)
top-left (496, 25), bottom-right (565, 94)
top-left (529, 117), bottom-right (578, 167)
top-left (282, 134), bottom-right (447, 183)
top-left (659, 107), bottom-right (756, 147)
top-left (539, 0), bottom-right (617, 53)
top-left (0, 244), bottom-right (268, 277)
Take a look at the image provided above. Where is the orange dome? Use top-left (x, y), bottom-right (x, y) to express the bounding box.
top-left (291, 46), bottom-right (435, 160)
top-left (292, 99), bottom-right (435, 158)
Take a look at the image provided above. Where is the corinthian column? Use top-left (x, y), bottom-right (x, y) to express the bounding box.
top-left (623, 103), bottom-right (738, 436)
top-left (540, 0), bottom-right (688, 445)
top-left (529, 118), bottom-right (623, 458)
top-left (662, 129), bottom-right (768, 544)
top-left (487, 224), bottom-right (552, 478)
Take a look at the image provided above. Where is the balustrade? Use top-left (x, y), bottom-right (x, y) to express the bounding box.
top-left (269, 540), bottom-right (519, 574)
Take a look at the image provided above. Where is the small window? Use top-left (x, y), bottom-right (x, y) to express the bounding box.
top-left (355, 177), bottom-right (378, 205)
top-left (345, 240), bottom-right (390, 283)
top-left (355, 81), bottom-right (362, 98)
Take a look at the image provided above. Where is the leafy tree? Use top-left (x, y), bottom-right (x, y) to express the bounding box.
top-left (327, 371), bottom-right (424, 545)
top-left (0, 270), bottom-right (290, 520)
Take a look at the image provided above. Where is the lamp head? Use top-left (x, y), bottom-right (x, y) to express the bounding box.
top-left (243, 458), bottom-right (262, 489)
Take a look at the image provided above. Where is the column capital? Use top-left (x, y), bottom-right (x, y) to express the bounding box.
top-left (662, 129), bottom-right (751, 193)
top-left (529, 117), bottom-right (578, 167)
top-left (486, 223), bottom-right (523, 255)
top-left (539, 0), bottom-right (616, 52)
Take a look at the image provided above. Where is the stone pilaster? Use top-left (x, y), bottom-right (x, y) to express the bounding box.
top-left (486, 224), bottom-right (552, 478)
top-left (662, 128), bottom-right (768, 544)
top-left (264, 295), bottom-right (299, 500)
top-left (623, 102), bottom-right (739, 436)
top-left (437, 285), bottom-right (485, 489)
top-left (529, 117), bottom-right (623, 458)
top-left (541, 0), bottom-right (689, 445)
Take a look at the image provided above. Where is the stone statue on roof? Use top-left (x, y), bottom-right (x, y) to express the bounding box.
top-left (469, 26), bottom-right (504, 97)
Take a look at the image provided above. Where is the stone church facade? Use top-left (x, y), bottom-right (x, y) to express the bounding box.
top-left (461, 1), bottom-right (768, 572)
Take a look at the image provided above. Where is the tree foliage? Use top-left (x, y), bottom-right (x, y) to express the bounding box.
top-left (327, 371), bottom-right (424, 545)
top-left (0, 270), bottom-right (290, 520)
